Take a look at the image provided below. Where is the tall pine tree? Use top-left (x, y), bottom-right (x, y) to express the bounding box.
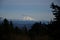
top-left (49, 3), bottom-right (60, 40)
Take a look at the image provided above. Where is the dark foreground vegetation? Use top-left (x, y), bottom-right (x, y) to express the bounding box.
top-left (0, 3), bottom-right (60, 40)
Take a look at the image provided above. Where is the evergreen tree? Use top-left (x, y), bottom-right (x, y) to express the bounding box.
top-left (49, 3), bottom-right (60, 40)
top-left (9, 21), bottom-right (14, 32)
top-left (24, 25), bottom-right (27, 34)
top-left (3, 18), bottom-right (9, 33)
top-left (15, 26), bottom-right (21, 34)
top-left (2, 18), bottom-right (11, 40)
top-left (51, 3), bottom-right (60, 22)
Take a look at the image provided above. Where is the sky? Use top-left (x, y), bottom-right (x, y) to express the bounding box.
top-left (0, 0), bottom-right (60, 21)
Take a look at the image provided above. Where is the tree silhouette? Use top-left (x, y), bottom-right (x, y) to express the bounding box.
top-left (3, 18), bottom-right (10, 33)
top-left (48, 3), bottom-right (60, 40)
top-left (1, 18), bottom-right (11, 40)
top-left (15, 26), bottom-right (22, 34)
top-left (9, 21), bottom-right (14, 32)
top-left (24, 25), bottom-right (27, 34)
top-left (51, 3), bottom-right (60, 22)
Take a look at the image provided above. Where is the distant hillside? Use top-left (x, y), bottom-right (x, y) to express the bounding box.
top-left (12, 20), bottom-right (36, 29)
top-left (0, 19), bottom-right (49, 30)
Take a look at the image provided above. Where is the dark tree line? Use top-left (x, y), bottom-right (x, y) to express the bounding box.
top-left (0, 18), bottom-right (29, 40)
top-left (0, 3), bottom-right (60, 40)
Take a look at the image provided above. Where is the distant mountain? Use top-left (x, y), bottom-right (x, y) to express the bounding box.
top-left (0, 19), bottom-right (49, 30)
top-left (12, 20), bottom-right (36, 29)
top-left (10, 20), bottom-right (49, 29)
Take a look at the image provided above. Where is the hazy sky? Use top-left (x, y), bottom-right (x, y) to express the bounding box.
top-left (0, 0), bottom-right (59, 21)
